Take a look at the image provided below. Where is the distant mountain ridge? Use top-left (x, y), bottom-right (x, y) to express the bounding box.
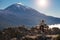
top-left (0, 3), bottom-right (60, 29)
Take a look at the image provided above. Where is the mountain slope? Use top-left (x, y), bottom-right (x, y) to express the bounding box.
top-left (0, 3), bottom-right (60, 29)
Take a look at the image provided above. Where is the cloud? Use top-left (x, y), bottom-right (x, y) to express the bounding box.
top-left (49, 24), bottom-right (60, 28)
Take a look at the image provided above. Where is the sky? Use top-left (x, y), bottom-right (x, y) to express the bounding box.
top-left (0, 0), bottom-right (60, 18)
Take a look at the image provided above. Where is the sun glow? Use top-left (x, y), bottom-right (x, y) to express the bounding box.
top-left (36, 0), bottom-right (49, 9)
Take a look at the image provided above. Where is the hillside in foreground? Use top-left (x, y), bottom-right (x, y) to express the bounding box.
top-left (0, 20), bottom-right (60, 40)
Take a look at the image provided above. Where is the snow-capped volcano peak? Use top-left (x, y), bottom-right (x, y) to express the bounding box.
top-left (15, 3), bottom-right (31, 9)
top-left (5, 3), bottom-right (32, 11)
top-left (14, 3), bottom-right (24, 7)
top-left (5, 3), bottom-right (25, 10)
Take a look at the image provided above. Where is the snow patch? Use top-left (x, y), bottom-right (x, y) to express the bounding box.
top-left (17, 3), bottom-right (24, 5)
top-left (15, 3), bottom-right (24, 7)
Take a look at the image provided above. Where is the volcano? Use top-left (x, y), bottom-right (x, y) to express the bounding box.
top-left (0, 3), bottom-right (60, 29)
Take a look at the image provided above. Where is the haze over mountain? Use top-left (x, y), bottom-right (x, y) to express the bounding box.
top-left (0, 3), bottom-right (60, 29)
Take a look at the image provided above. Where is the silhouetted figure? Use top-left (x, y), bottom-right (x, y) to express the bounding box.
top-left (39, 20), bottom-right (47, 40)
top-left (40, 25), bottom-right (44, 32)
top-left (39, 20), bottom-right (45, 32)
